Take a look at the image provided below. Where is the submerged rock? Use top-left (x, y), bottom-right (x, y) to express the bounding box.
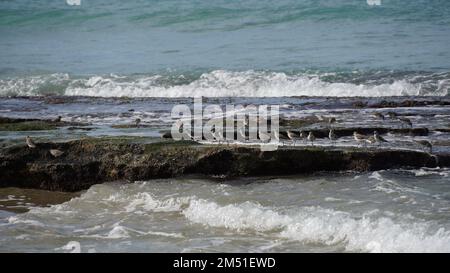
top-left (0, 137), bottom-right (445, 192)
top-left (0, 116), bottom-right (88, 131)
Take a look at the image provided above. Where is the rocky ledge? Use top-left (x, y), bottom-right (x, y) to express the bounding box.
top-left (0, 137), bottom-right (446, 192)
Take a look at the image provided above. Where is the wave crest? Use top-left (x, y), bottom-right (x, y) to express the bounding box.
top-left (1, 70), bottom-right (449, 97)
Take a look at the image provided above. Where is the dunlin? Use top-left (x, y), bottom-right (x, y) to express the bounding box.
top-left (211, 125), bottom-right (220, 143)
top-left (287, 130), bottom-right (296, 145)
top-left (353, 131), bottom-right (367, 146)
top-left (307, 131), bottom-right (316, 146)
top-left (373, 131), bottom-right (388, 145)
top-left (372, 112), bottom-right (385, 120)
top-left (329, 129), bottom-right (338, 145)
top-left (328, 117), bottom-right (336, 127)
top-left (258, 130), bottom-right (271, 143)
top-left (25, 136), bottom-right (36, 149)
top-left (398, 117), bottom-right (412, 128)
top-left (135, 118), bottom-right (141, 128)
top-left (299, 130), bottom-right (307, 143)
top-left (272, 129), bottom-right (280, 143)
top-left (387, 112), bottom-right (398, 119)
top-left (366, 136), bottom-right (376, 145)
top-left (50, 149), bottom-right (64, 157)
top-left (238, 127), bottom-right (247, 142)
top-left (414, 140), bottom-right (432, 153)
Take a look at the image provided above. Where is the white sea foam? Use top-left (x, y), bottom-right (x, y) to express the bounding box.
top-left (124, 192), bottom-right (191, 213)
top-left (8, 182), bottom-right (450, 252)
top-left (146, 231), bottom-right (184, 238)
top-left (106, 226), bottom-right (130, 239)
top-left (1, 70), bottom-right (445, 97)
top-left (56, 241), bottom-right (81, 253)
top-left (182, 198), bottom-right (450, 252)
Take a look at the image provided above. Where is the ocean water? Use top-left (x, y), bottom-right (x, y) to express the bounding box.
top-left (0, 0), bottom-right (449, 97)
top-left (1, 0), bottom-right (450, 253)
top-left (2, 170), bottom-right (450, 253)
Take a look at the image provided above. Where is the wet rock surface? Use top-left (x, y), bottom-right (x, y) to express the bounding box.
top-left (0, 137), bottom-right (444, 192)
top-left (0, 116), bottom-right (88, 131)
top-left (1, 96), bottom-right (449, 192)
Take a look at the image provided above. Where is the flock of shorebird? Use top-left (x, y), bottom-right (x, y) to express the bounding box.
top-left (171, 113), bottom-right (433, 153)
top-left (171, 112), bottom-right (433, 153)
top-left (25, 135), bottom-right (64, 157)
top-left (23, 112), bottom-right (434, 155)
top-left (25, 136), bottom-right (64, 157)
top-left (24, 115), bottom-right (65, 157)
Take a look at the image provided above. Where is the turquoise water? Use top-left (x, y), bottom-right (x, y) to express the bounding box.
top-left (0, 0), bottom-right (449, 97)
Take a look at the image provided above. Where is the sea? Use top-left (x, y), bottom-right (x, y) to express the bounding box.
top-left (1, 0), bottom-right (450, 252)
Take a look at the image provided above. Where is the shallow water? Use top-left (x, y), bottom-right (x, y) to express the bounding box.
top-left (1, 169), bottom-right (450, 253)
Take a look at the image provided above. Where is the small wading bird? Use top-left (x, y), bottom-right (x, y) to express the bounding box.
top-left (135, 118), bottom-right (141, 128)
top-left (414, 139), bottom-right (433, 153)
top-left (258, 130), bottom-right (271, 143)
top-left (272, 129), bottom-right (280, 143)
top-left (307, 131), bottom-right (316, 146)
top-left (372, 112), bottom-right (385, 120)
top-left (387, 112), bottom-right (398, 119)
top-left (173, 120), bottom-right (194, 140)
top-left (50, 149), bottom-right (64, 158)
top-left (329, 129), bottom-right (338, 145)
top-left (175, 120), bottom-right (183, 130)
top-left (211, 125), bottom-right (225, 144)
top-left (287, 130), bottom-right (296, 145)
top-left (238, 127), bottom-right (247, 142)
top-left (373, 131), bottom-right (388, 145)
top-left (366, 136), bottom-right (376, 145)
top-left (26, 136), bottom-right (36, 149)
top-left (299, 130), bottom-right (307, 143)
top-left (53, 116), bottom-right (62, 122)
top-left (328, 117), bottom-right (336, 127)
top-left (353, 131), bottom-right (367, 147)
top-left (398, 117), bottom-right (412, 128)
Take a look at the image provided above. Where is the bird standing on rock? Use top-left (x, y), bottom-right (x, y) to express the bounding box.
top-left (398, 117), bottom-right (412, 128)
top-left (387, 112), bottom-right (398, 119)
top-left (328, 117), bottom-right (336, 127)
top-left (135, 118), bottom-right (141, 128)
top-left (372, 112), bottom-right (385, 120)
top-left (50, 149), bottom-right (64, 157)
top-left (26, 136), bottom-right (36, 148)
top-left (258, 131), bottom-right (271, 143)
top-left (414, 140), bottom-right (432, 153)
top-left (353, 131), bottom-right (367, 146)
top-left (366, 136), bottom-right (376, 145)
top-left (373, 131), bottom-right (388, 145)
top-left (287, 130), bottom-right (296, 144)
top-left (307, 131), bottom-right (316, 146)
top-left (299, 130), bottom-right (307, 143)
top-left (329, 129), bottom-right (338, 145)
top-left (238, 127), bottom-right (247, 142)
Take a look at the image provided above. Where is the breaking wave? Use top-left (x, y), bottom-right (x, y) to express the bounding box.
top-left (183, 198), bottom-right (450, 253)
top-left (11, 185), bottom-right (450, 253)
top-left (0, 70), bottom-right (449, 97)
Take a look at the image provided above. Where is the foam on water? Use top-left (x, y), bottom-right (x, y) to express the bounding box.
top-left (183, 198), bottom-right (450, 253)
top-left (1, 70), bottom-right (448, 98)
top-left (3, 175), bottom-right (450, 253)
top-left (56, 241), bottom-right (81, 253)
